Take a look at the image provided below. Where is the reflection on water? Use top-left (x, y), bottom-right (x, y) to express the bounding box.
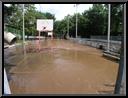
top-left (4, 39), bottom-right (118, 94)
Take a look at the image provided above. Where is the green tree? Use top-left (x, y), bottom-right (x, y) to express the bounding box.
top-left (82, 4), bottom-right (106, 37)
top-left (44, 12), bottom-right (56, 20)
top-left (111, 4), bottom-right (123, 36)
top-left (4, 4), bottom-right (56, 38)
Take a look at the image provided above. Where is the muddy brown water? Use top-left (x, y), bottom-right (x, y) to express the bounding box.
top-left (4, 39), bottom-right (118, 94)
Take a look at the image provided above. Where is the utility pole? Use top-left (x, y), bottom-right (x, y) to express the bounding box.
top-left (107, 4), bottom-right (111, 52)
top-left (74, 4), bottom-right (78, 38)
top-left (67, 15), bottom-right (69, 38)
top-left (22, 4), bottom-right (25, 44)
top-left (114, 4), bottom-right (126, 95)
top-left (76, 4), bottom-right (77, 38)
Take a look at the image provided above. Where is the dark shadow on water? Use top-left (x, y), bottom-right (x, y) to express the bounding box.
top-left (102, 55), bottom-right (119, 63)
top-left (4, 63), bottom-right (16, 72)
top-left (4, 63), bottom-right (16, 67)
top-left (4, 63), bottom-right (16, 82)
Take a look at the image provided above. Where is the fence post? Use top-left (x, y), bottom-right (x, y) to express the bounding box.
top-left (114, 4), bottom-right (126, 95)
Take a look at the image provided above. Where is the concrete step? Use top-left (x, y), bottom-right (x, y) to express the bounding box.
top-left (103, 51), bottom-right (120, 60)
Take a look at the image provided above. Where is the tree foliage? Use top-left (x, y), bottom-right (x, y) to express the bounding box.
top-left (4, 4), bottom-right (55, 38)
top-left (54, 4), bottom-right (123, 38)
top-left (4, 4), bottom-right (123, 38)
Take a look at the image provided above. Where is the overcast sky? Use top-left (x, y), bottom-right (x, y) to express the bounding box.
top-left (35, 4), bottom-right (92, 20)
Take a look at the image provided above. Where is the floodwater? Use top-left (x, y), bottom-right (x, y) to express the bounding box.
top-left (4, 39), bottom-right (119, 94)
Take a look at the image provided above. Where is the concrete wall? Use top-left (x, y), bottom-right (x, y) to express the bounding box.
top-left (70, 38), bottom-right (121, 53)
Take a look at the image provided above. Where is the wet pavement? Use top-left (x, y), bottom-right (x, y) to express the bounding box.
top-left (4, 39), bottom-right (119, 94)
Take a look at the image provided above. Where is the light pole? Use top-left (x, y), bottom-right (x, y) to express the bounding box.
top-left (76, 4), bottom-right (77, 38)
top-left (74, 4), bottom-right (78, 38)
top-left (22, 4), bottom-right (25, 44)
top-left (114, 4), bottom-right (126, 95)
top-left (67, 15), bottom-right (69, 37)
top-left (107, 4), bottom-right (111, 52)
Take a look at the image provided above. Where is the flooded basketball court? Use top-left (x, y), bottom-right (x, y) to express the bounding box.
top-left (4, 39), bottom-right (119, 94)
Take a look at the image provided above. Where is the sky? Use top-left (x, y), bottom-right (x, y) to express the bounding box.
top-left (35, 4), bottom-right (93, 20)
top-left (5, 4), bottom-right (93, 21)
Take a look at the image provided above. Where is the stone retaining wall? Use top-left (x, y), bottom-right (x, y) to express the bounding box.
top-left (70, 38), bottom-right (121, 54)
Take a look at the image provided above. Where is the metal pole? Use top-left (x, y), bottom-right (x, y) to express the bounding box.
top-left (67, 15), bottom-right (69, 37)
top-left (67, 15), bottom-right (68, 36)
top-left (68, 15), bottom-right (69, 37)
top-left (122, 4), bottom-right (126, 95)
top-left (23, 4), bottom-right (25, 43)
top-left (76, 4), bottom-right (78, 38)
top-left (107, 4), bottom-right (111, 52)
top-left (114, 4), bottom-right (126, 95)
top-left (39, 31), bottom-right (40, 42)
